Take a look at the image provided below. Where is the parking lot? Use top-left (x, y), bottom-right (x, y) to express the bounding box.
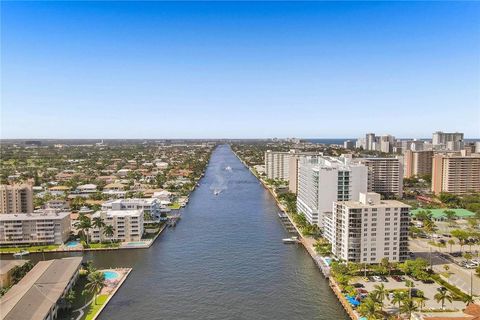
top-left (355, 276), bottom-right (466, 312)
top-left (410, 238), bottom-right (480, 295)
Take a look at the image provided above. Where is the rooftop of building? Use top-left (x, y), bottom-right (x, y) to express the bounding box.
top-left (0, 260), bottom-right (29, 276)
top-left (0, 211), bottom-right (71, 221)
top-left (103, 198), bottom-right (158, 205)
top-left (338, 193), bottom-right (410, 208)
top-left (93, 209), bottom-right (143, 218)
top-left (0, 257), bottom-right (82, 320)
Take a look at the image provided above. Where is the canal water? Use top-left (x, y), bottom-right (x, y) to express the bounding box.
top-left (18, 145), bottom-right (348, 319)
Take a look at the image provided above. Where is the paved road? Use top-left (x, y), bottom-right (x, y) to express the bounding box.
top-left (410, 239), bottom-right (480, 296)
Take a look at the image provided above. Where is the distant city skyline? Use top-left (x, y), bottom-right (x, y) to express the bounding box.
top-left (2, 1), bottom-right (479, 139)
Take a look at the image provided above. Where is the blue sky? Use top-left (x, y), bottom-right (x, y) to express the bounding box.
top-left (1, 1), bottom-right (479, 139)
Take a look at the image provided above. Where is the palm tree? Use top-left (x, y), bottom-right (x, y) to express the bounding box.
top-left (357, 297), bottom-right (383, 320)
top-left (447, 239), bottom-right (455, 253)
top-left (92, 216), bottom-right (105, 230)
top-left (391, 291), bottom-right (405, 319)
top-left (103, 225), bottom-right (115, 243)
top-left (424, 219), bottom-right (436, 234)
top-left (400, 297), bottom-right (418, 319)
top-left (372, 283), bottom-right (389, 310)
top-left (434, 290), bottom-right (453, 309)
top-left (76, 214), bottom-right (92, 245)
top-left (85, 271), bottom-right (105, 304)
top-left (414, 291), bottom-right (427, 311)
top-left (405, 279), bottom-right (414, 299)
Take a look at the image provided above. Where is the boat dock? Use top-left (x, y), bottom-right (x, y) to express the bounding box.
top-left (167, 214), bottom-right (181, 227)
top-left (277, 213), bottom-right (300, 236)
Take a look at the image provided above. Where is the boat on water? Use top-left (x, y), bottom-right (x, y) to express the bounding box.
top-left (225, 166), bottom-right (232, 171)
top-left (214, 190), bottom-right (221, 195)
top-left (282, 237), bottom-right (299, 244)
top-left (13, 250), bottom-right (30, 257)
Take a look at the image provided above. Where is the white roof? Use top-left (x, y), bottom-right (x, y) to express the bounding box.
top-left (93, 209), bottom-right (143, 218)
top-left (77, 184), bottom-right (97, 189)
top-left (0, 212), bottom-right (70, 221)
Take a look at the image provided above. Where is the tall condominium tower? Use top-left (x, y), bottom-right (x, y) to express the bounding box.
top-left (0, 184), bottom-right (34, 214)
top-left (296, 156), bottom-right (368, 227)
top-left (324, 192), bottom-right (410, 263)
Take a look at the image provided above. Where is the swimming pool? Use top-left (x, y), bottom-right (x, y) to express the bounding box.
top-left (66, 241), bottom-right (80, 247)
top-left (103, 271), bottom-right (120, 280)
top-left (321, 257), bottom-right (332, 265)
top-left (125, 241), bottom-right (147, 246)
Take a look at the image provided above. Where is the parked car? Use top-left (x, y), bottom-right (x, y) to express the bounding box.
top-left (421, 279), bottom-right (434, 284)
top-left (373, 276), bottom-right (382, 282)
top-left (392, 275), bottom-right (403, 282)
top-left (380, 276), bottom-right (389, 282)
top-left (352, 283), bottom-right (365, 288)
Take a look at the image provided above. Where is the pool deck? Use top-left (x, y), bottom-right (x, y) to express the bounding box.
top-left (91, 268), bottom-right (132, 320)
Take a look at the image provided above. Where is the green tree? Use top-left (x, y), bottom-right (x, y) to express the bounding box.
top-left (443, 210), bottom-right (456, 224)
top-left (391, 291), bottom-right (405, 318)
top-left (357, 296), bottom-right (383, 320)
top-left (405, 280), bottom-right (414, 299)
top-left (92, 217), bottom-right (105, 242)
top-left (434, 289), bottom-right (453, 309)
top-left (447, 239), bottom-right (456, 253)
top-left (85, 271), bottom-right (105, 304)
top-left (372, 283), bottom-right (389, 310)
top-left (400, 297), bottom-right (418, 320)
top-left (103, 225), bottom-right (115, 243)
top-left (76, 214), bottom-right (92, 245)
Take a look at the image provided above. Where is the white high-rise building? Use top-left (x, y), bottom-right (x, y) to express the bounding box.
top-left (324, 192), bottom-right (410, 263)
top-left (296, 156), bottom-right (368, 227)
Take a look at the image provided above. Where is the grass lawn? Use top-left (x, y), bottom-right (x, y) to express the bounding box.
top-left (81, 294), bottom-right (108, 320)
top-left (59, 274), bottom-right (111, 320)
top-left (0, 244), bottom-right (59, 253)
top-left (87, 242), bottom-right (120, 249)
top-left (169, 202), bottom-right (181, 209)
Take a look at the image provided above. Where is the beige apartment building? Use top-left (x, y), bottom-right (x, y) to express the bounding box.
top-left (0, 212), bottom-right (71, 245)
top-left (324, 192), bottom-right (410, 263)
top-left (404, 150), bottom-right (434, 178)
top-left (0, 184), bottom-right (34, 214)
top-left (264, 150), bottom-right (291, 181)
top-left (90, 209), bottom-right (144, 242)
top-left (357, 158), bottom-right (403, 198)
top-left (432, 154), bottom-right (480, 195)
top-left (264, 150), bottom-right (322, 193)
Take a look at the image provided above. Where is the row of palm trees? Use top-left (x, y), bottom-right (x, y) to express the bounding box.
top-left (358, 282), bottom-right (456, 319)
top-left (75, 214), bottom-right (115, 245)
